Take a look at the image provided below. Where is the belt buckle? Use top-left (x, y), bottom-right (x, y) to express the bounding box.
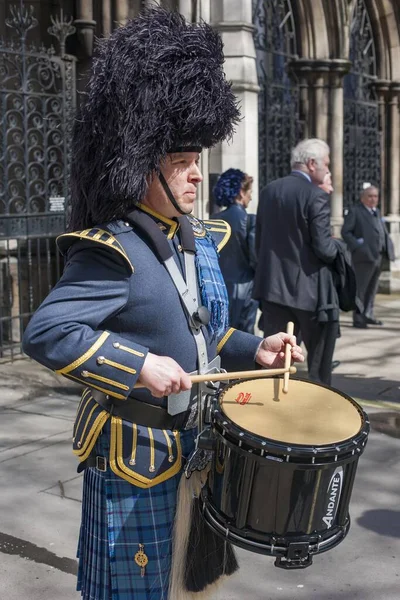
top-left (96, 456), bottom-right (107, 472)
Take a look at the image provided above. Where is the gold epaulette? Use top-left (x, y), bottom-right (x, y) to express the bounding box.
top-left (57, 228), bottom-right (134, 273)
top-left (203, 219), bottom-right (231, 252)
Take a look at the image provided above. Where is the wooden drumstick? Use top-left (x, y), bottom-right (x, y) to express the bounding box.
top-left (282, 321), bottom-right (295, 394)
top-left (133, 365), bottom-right (297, 389)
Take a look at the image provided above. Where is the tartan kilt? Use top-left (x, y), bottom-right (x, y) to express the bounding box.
top-left (77, 422), bottom-right (197, 600)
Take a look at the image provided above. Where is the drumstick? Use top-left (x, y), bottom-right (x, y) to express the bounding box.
top-left (282, 321), bottom-right (295, 394)
top-left (133, 366), bottom-right (297, 389)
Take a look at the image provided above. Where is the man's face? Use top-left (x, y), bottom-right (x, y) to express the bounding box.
top-left (143, 152), bottom-right (202, 217)
top-left (307, 154), bottom-right (330, 185)
top-left (361, 187), bottom-right (379, 209)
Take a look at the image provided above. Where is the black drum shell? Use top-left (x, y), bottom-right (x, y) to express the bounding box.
top-left (203, 378), bottom-right (370, 556)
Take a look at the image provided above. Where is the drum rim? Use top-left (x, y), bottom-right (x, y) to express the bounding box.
top-left (200, 488), bottom-right (351, 558)
top-left (213, 376), bottom-right (370, 459)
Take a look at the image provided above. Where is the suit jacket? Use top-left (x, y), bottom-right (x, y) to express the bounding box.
top-left (210, 203), bottom-right (256, 283)
top-left (341, 203), bottom-right (395, 263)
top-left (253, 172), bottom-right (338, 312)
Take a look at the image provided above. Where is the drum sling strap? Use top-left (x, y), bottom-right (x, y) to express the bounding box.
top-left (127, 210), bottom-right (239, 599)
top-left (127, 210), bottom-right (217, 419)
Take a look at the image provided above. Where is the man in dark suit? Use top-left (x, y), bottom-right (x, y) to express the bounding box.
top-left (254, 138), bottom-right (339, 385)
top-left (341, 185), bottom-right (395, 328)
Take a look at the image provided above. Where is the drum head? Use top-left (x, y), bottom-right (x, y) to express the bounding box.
top-left (220, 378), bottom-right (362, 445)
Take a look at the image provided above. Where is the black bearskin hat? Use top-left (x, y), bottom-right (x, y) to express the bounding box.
top-left (69, 6), bottom-right (240, 230)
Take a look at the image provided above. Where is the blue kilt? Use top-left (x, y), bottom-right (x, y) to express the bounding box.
top-left (77, 422), bottom-right (197, 600)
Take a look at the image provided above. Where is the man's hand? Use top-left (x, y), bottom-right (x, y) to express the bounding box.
top-left (139, 353), bottom-right (192, 398)
top-left (255, 333), bottom-right (304, 369)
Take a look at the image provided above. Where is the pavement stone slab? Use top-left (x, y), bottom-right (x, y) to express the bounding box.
top-left (0, 410), bottom-right (72, 455)
top-left (0, 553), bottom-right (77, 600)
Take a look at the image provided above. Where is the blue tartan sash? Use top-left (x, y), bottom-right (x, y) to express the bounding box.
top-left (194, 233), bottom-right (229, 340)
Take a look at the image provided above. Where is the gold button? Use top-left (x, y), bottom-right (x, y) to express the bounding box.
top-left (113, 342), bottom-right (120, 348)
top-left (177, 244), bottom-right (183, 252)
top-left (129, 459), bottom-right (136, 466)
top-left (97, 356), bottom-right (105, 365)
top-left (168, 455), bottom-right (174, 463)
top-left (77, 441), bottom-right (82, 448)
top-left (81, 370), bottom-right (89, 377)
top-left (149, 465), bottom-right (155, 473)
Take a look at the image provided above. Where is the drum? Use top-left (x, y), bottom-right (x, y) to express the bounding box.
top-left (201, 377), bottom-right (369, 569)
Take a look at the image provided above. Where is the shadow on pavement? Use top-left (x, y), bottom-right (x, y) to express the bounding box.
top-left (331, 373), bottom-right (400, 406)
top-left (357, 509), bottom-right (400, 538)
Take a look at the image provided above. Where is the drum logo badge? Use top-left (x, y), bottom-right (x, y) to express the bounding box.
top-left (235, 392), bottom-right (252, 405)
top-left (323, 467), bottom-right (344, 528)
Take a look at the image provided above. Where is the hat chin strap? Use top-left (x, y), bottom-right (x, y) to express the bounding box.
top-left (159, 172), bottom-right (192, 216)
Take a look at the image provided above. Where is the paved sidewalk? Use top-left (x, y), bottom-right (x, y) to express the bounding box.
top-left (0, 294), bottom-right (399, 600)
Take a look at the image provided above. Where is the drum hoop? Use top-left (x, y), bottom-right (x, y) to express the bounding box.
top-left (214, 376), bottom-right (369, 459)
top-left (213, 425), bottom-right (368, 466)
top-left (200, 490), bottom-right (351, 556)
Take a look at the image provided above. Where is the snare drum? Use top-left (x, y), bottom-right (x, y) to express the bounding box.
top-left (201, 377), bottom-right (369, 569)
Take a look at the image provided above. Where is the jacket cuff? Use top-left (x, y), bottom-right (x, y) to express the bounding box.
top-left (56, 331), bottom-right (148, 399)
top-left (217, 328), bottom-right (263, 371)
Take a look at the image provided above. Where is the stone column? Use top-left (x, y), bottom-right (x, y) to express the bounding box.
top-left (210, 0), bottom-right (260, 214)
top-left (313, 73), bottom-right (329, 141)
top-left (379, 83), bottom-right (400, 293)
top-left (102, 0), bottom-right (112, 36)
top-left (388, 85), bottom-right (400, 218)
top-left (328, 63), bottom-right (351, 236)
top-left (328, 76), bottom-right (345, 236)
top-left (374, 80), bottom-right (391, 216)
top-left (115, 0), bottom-right (129, 25)
top-left (74, 0), bottom-right (96, 57)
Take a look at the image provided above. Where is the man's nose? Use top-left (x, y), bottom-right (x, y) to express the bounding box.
top-left (190, 163), bottom-right (203, 183)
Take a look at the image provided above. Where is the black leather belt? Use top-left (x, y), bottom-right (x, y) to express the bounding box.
top-left (91, 389), bottom-right (192, 430)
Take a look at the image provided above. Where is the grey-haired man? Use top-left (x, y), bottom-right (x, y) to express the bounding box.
top-left (342, 185), bottom-right (395, 328)
top-left (254, 138), bottom-right (339, 385)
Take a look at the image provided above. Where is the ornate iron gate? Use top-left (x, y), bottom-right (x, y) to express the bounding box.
top-left (0, 6), bottom-right (76, 360)
top-left (343, 0), bottom-right (380, 209)
top-left (253, 0), bottom-right (302, 192)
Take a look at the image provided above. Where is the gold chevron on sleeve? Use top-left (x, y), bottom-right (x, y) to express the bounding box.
top-left (57, 228), bottom-right (134, 273)
top-left (56, 331), bottom-right (110, 375)
top-left (216, 327), bottom-right (236, 353)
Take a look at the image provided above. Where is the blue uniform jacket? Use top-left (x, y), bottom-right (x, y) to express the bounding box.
top-left (22, 206), bottom-right (262, 487)
top-left (211, 204), bottom-right (257, 284)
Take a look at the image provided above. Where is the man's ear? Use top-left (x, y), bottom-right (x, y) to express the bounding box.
top-left (307, 158), bottom-right (316, 173)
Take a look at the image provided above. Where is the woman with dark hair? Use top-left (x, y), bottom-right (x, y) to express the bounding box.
top-left (210, 168), bottom-right (258, 333)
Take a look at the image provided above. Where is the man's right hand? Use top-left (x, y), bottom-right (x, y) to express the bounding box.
top-left (138, 353), bottom-right (192, 398)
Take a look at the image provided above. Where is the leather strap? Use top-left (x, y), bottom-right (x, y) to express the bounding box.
top-left (91, 389), bottom-right (190, 430)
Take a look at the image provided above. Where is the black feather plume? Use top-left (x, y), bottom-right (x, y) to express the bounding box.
top-left (69, 6), bottom-right (240, 230)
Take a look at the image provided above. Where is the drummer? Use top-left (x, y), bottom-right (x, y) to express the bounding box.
top-left (22, 7), bottom-right (304, 600)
